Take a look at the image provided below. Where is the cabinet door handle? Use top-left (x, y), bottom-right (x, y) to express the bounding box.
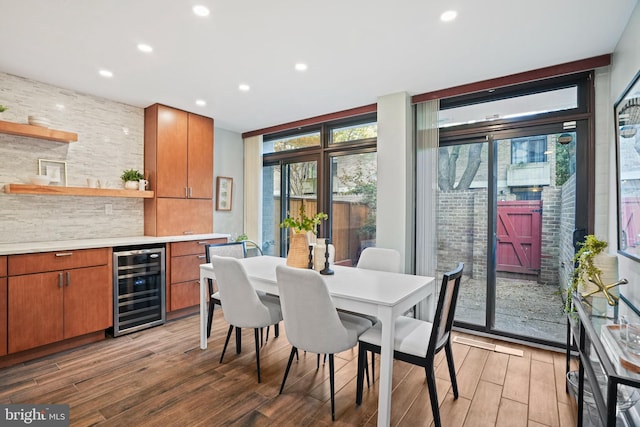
top-left (66, 271), bottom-right (71, 287)
top-left (58, 272), bottom-right (63, 288)
top-left (55, 252), bottom-right (73, 257)
top-left (185, 187), bottom-right (189, 198)
top-left (197, 255), bottom-right (206, 259)
top-left (189, 187), bottom-right (193, 198)
top-left (183, 231), bottom-right (194, 235)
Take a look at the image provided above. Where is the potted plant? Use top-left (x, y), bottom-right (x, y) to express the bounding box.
top-left (280, 202), bottom-right (328, 268)
top-left (565, 235), bottom-right (610, 312)
top-left (120, 169), bottom-right (144, 190)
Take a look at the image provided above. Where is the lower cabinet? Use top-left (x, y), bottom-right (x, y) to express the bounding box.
top-left (7, 248), bottom-right (112, 354)
top-left (168, 238), bottom-right (226, 311)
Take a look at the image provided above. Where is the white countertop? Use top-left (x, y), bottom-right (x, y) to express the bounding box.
top-left (0, 233), bottom-right (230, 255)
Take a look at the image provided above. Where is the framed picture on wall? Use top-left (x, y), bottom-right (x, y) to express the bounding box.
top-left (38, 159), bottom-right (67, 186)
top-left (216, 176), bottom-right (233, 211)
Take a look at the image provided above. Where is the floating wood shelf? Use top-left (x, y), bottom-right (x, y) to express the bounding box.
top-left (4, 184), bottom-right (154, 198)
top-left (0, 120), bottom-right (78, 143)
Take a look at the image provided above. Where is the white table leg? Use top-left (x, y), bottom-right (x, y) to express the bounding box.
top-left (199, 268), bottom-right (208, 350)
top-left (377, 306), bottom-right (394, 426)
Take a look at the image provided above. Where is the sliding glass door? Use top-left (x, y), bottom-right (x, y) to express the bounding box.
top-left (438, 121), bottom-right (587, 346)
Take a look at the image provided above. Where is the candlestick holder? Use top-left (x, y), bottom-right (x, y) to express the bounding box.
top-left (308, 245), bottom-right (314, 269)
top-left (320, 238), bottom-right (334, 275)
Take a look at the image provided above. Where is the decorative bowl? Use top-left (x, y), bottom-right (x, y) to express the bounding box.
top-left (28, 115), bottom-right (51, 128)
top-left (30, 175), bottom-right (51, 186)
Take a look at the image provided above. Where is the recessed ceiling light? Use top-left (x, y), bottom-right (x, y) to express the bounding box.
top-left (196, 99), bottom-right (206, 107)
top-left (99, 69), bottom-right (113, 78)
top-left (137, 43), bottom-right (153, 53)
top-left (440, 10), bottom-right (457, 22)
top-left (295, 63), bottom-right (308, 72)
top-left (238, 83), bottom-right (250, 92)
top-left (193, 5), bottom-right (210, 17)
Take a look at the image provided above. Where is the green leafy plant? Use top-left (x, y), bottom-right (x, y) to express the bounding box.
top-left (120, 169), bottom-right (144, 182)
top-left (279, 201), bottom-right (328, 234)
top-left (235, 233), bottom-right (248, 242)
top-left (0, 104), bottom-right (7, 113)
top-left (565, 235), bottom-right (608, 313)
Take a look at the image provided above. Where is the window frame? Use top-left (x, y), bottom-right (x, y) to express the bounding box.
top-left (263, 113), bottom-right (377, 253)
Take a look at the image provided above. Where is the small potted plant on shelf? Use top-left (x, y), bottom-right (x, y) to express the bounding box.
top-left (280, 202), bottom-right (328, 268)
top-left (120, 169), bottom-right (144, 190)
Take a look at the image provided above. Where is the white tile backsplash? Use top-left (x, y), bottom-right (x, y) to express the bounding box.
top-left (0, 71), bottom-right (145, 243)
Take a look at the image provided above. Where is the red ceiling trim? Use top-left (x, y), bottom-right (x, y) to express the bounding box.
top-left (411, 54), bottom-right (611, 104)
top-left (241, 55), bottom-right (610, 138)
top-left (242, 103), bottom-right (377, 139)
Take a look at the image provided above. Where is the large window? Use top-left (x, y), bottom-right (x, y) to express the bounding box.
top-left (262, 115), bottom-right (377, 266)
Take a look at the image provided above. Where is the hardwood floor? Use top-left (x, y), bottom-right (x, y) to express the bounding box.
top-left (0, 310), bottom-right (577, 426)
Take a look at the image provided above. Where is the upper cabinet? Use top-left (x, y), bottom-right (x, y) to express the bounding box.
top-left (144, 104), bottom-right (214, 236)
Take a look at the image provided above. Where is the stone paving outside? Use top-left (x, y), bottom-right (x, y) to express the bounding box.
top-left (453, 274), bottom-right (568, 344)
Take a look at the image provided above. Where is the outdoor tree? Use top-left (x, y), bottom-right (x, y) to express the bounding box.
top-left (438, 143), bottom-right (483, 190)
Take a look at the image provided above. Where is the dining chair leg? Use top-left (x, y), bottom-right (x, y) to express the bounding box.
top-left (445, 341), bottom-right (459, 398)
top-left (260, 328), bottom-right (264, 346)
top-left (329, 354), bottom-right (336, 421)
top-left (370, 351), bottom-right (375, 384)
top-left (207, 301), bottom-right (215, 338)
top-left (254, 328), bottom-right (261, 383)
top-left (356, 343), bottom-right (366, 406)
top-left (280, 346), bottom-right (297, 394)
top-left (274, 323), bottom-right (280, 337)
top-left (317, 354), bottom-right (320, 369)
top-left (426, 364), bottom-right (441, 427)
top-left (220, 325), bottom-right (234, 363)
top-left (235, 327), bottom-right (242, 354)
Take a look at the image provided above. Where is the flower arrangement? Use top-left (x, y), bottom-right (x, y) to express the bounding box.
top-left (279, 202), bottom-right (328, 234)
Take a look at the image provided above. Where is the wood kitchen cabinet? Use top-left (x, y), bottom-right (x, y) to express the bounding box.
top-left (7, 248), bottom-right (112, 354)
top-left (0, 256), bottom-right (7, 356)
top-left (167, 238), bottom-right (226, 312)
top-left (144, 104), bottom-right (214, 236)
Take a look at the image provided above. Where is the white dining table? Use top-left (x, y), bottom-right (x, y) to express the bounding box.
top-left (199, 255), bottom-right (435, 427)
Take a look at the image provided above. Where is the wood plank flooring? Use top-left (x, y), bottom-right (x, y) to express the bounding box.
top-left (0, 310), bottom-right (578, 426)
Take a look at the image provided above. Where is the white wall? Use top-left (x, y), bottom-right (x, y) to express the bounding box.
top-left (612, 3), bottom-right (640, 307)
top-left (213, 127), bottom-right (244, 237)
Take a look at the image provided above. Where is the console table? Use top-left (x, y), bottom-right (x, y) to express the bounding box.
top-left (567, 294), bottom-right (640, 426)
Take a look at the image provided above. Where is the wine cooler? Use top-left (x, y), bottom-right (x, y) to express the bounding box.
top-left (112, 245), bottom-right (166, 336)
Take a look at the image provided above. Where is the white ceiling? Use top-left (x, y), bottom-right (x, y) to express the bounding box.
top-left (0, 0), bottom-right (637, 133)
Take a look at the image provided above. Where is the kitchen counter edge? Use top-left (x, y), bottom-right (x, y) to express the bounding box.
top-left (0, 234), bottom-right (230, 256)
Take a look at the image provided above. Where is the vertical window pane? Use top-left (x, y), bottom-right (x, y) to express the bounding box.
top-left (330, 152), bottom-right (377, 266)
top-left (262, 165), bottom-right (280, 256)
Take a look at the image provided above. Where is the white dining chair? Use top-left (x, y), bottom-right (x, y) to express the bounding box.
top-left (275, 265), bottom-right (372, 421)
top-left (355, 262), bottom-right (464, 427)
top-left (212, 255), bottom-right (283, 383)
top-left (355, 246), bottom-right (402, 380)
top-left (356, 247), bottom-right (402, 273)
